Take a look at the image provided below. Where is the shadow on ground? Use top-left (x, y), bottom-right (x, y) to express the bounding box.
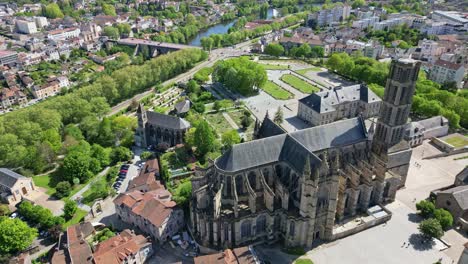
top-left (408, 233), bottom-right (436, 251)
top-left (407, 213), bottom-right (422, 223)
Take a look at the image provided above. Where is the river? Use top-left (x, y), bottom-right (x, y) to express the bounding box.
top-left (188, 8), bottom-right (279, 46)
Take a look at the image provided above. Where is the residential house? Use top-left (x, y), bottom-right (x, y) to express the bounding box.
top-left (0, 168), bottom-right (35, 205)
top-left (114, 189), bottom-right (184, 243)
top-left (114, 162), bottom-right (184, 246)
top-left (0, 50), bottom-right (18, 66)
top-left (429, 59), bottom-right (465, 88)
top-left (51, 222), bottom-right (95, 264)
top-left (32, 81), bottom-right (61, 99)
top-left (93, 229), bottom-right (153, 264)
top-left (0, 87), bottom-right (27, 109)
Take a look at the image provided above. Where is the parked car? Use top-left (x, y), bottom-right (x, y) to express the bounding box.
top-left (9, 212), bottom-right (18, 219)
top-left (120, 164), bottom-right (130, 170)
top-left (120, 169), bottom-right (128, 173)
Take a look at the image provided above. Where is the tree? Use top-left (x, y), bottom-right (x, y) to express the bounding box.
top-left (434, 208), bottom-right (453, 230)
top-left (44, 3), bottom-right (64, 18)
top-left (419, 218), bottom-right (443, 239)
top-left (63, 199), bottom-right (78, 220)
top-left (0, 218), bottom-right (37, 254)
top-left (55, 181), bottom-right (72, 198)
top-left (295, 44), bottom-right (311, 58)
top-left (192, 102), bottom-right (205, 113)
top-left (265, 43), bottom-right (285, 57)
top-left (274, 107), bottom-right (284, 124)
top-left (416, 200), bottom-right (436, 218)
top-left (140, 151), bottom-right (153, 160)
top-left (213, 57), bottom-right (267, 96)
top-left (110, 146), bottom-right (132, 164)
top-left (0, 205), bottom-right (10, 216)
top-left (200, 37), bottom-right (214, 51)
top-left (222, 130), bottom-right (241, 149)
top-left (62, 150), bottom-right (92, 183)
top-left (213, 99), bottom-right (232, 112)
top-left (103, 26), bottom-right (120, 40)
top-left (193, 121), bottom-right (216, 157)
top-left (172, 180), bottom-right (192, 207)
top-left (352, 0), bottom-right (366, 9)
top-left (102, 3), bottom-right (116, 16)
top-left (241, 114), bottom-right (252, 129)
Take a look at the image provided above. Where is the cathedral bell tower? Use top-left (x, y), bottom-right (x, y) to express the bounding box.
top-left (135, 103), bottom-right (148, 148)
top-left (372, 58), bottom-right (421, 187)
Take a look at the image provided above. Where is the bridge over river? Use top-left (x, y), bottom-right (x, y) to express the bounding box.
top-left (115, 38), bottom-right (201, 57)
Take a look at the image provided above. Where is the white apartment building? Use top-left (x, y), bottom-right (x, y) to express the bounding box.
top-left (416, 39), bottom-right (446, 62)
top-left (308, 4), bottom-right (351, 27)
top-left (16, 20), bottom-right (37, 34)
top-left (0, 50), bottom-right (18, 66)
top-left (429, 60), bottom-right (465, 88)
top-left (432, 10), bottom-right (468, 26)
top-left (34, 16), bottom-right (48, 28)
top-left (374, 16), bottom-right (412, 30)
top-left (352, 16), bottom-right (379, 29)
top-left (47, 27), bottom-right (81, 41)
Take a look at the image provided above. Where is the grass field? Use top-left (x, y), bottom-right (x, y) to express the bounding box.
top-left (281, 74), bottom-right (320, 93)
top-left (262, 81), bottom-right (293, 100)
top-left (32, 175), bottom-right (55, 195)
top-left (205, 112), bottom-right (233, 135)
top-left (259, 63), bottom-right (289, 70)
top-left (444, 135), bottom-right (468, 148)
top-left (63, 208), bottom-right (88, 228)
top-left (228, 109), bottom-right (255, 140)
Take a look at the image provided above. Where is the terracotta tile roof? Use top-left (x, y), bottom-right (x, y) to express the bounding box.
top-left (434, 59), bottom-right (463, 71)
top-left (66, 223), bottom-right (94, 264)
top-left (194, 247), bottom-right (257, 264)
top-left (128, 159), bottom-right (162, 191)
top-left (93, 230), bottom-right (151, 264)
top-left (114, 189), bottom-right (176, 228)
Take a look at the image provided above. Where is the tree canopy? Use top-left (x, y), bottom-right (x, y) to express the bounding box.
top-left (0, 217), bottom-right (37, 254)
top-left (44, 3), bottom-right (64, 19)
top-left (214, 57), bottom-right (267, 96)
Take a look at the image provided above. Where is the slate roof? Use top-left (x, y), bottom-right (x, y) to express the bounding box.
top-left (439, 185), bottom-right (468, 210)
top-left (299, 84), bottom-right (381, 113)
top-left (456, 167), bottom-right (468, 186)
top-left (215, 118), bottom-right (368, 173)
top-left (257, 117), bottom-right (286, 139)
top-left (0, 168), bottom-right (26, 189)
top-left (174, 99), bottom-right (191, 114)
top-left (146, 111), bottom-right (191, 130)
top-left (417, 116), bottom-right (448, 130)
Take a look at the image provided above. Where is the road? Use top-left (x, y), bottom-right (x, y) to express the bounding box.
top-left (107, 41), bottom-right (252, 116)
top-left (71, 167), bottom-right (110, 211)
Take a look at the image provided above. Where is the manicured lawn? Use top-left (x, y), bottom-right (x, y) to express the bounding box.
top-left (259, 63), bottom-right (289, 70)
top-left (262, 81), bottom-right (293, 100)
top-left (281, 74), bottom-right (320, 93)
top-left (296, 67), bottom-right (322, 75)
top-left (205, 112), bottom-right (233, 135)
top-left (295, 259), bottom-right (314, 264)
top-left (63, 208), bottom-right (88, 228)
top-left (32, 175), bottom-right (55, 195)
top-left (444, 136), bottom-right (468, 148)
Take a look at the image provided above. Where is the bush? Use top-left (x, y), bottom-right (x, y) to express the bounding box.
top-left (419, 218), bottom-right (443, 239)
top-left (416, 200), bottom-right (435, 218)
top-left (55, 181), bottom-right (72, 198)
top-left (63, 200), bottom-right (78, 220)
top-left (434, 208), bottom-right (453, 230)
top-left (93, 228), bottom-right (115, 242)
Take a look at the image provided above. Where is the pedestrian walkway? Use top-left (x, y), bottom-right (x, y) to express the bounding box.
top-left (222, 112), bottom-right (239, 130)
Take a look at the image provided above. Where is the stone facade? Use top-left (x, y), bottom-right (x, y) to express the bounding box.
top-left (190, 58), bottom-right (420, 250)
top-left (135, 104), bottom-right (191, 148)
top-left (298, 84), bottom-right (381, 126)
